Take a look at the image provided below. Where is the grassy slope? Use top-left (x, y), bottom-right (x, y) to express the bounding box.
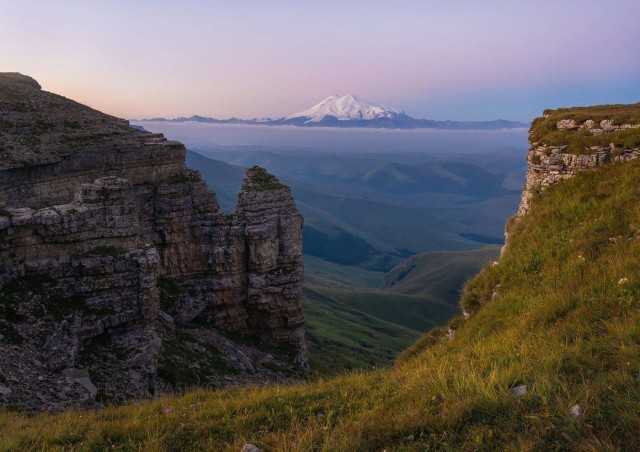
top-left (302, 250), bottom-right (497, 372)
top-left (303, 288), bottom-right (420, 372)
top-left (5, 159), bottom-right (640, 449)
top-left (303, 255), bottom-right (382, 289)
top-left (307, 247), bottom-right (498, 334)
top-left (314, 288), bottom-right (457, 333)
top-left (384, 246), bottom-right (501, 298)
top-left (303, 257), bottom-right (444, 372)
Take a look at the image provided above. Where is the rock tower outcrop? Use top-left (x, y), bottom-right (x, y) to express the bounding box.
top-left (0, 73), bottom-right (306, 411)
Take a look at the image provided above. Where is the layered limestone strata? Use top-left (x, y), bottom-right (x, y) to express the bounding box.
top-left (518, 117), bottom-right (640, 217)
top-left (0, 74), bottom-right (306, 411)
top-left (518, 144), bottom-right (640, 216)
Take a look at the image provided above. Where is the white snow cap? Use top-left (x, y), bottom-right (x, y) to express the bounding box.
top-left (286, 95), bottom-right (402, 123)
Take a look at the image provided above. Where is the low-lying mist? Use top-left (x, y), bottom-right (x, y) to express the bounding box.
top-left (132, 122), bottom-right (528, 154)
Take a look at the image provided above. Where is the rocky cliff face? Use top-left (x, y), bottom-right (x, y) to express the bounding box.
top-left (0, 73), bottom-right (306, 411)
top-left (517, 112), bottom-right (640, 217)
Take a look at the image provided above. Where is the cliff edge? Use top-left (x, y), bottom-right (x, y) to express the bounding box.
top-left (517, 103), bottom-right (640, 216)
top-left (0, 74), bottom-right (306, 411)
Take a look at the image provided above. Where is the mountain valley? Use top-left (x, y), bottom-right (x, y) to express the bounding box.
top-left (184, 147), bottom-right (513, 370)
top-left (4, 100), bottom-right (640, 449)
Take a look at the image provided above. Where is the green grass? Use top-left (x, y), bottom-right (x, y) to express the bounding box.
top-left (303, 287), bottom-right (420, 373)
top-left (5, 157), bottom-right (640, 448)
top-left (245, 166), bottom-right (287, 191)
top-left (530, 102), bottom-right (640, 154)
top-left (384, 246), bottom-right (500, 299)
top-left (302, 249), bottom-right (495, 371)
top-left (303, 255), bottom-right (383, 289)
top-left (314, 288), bottom-right (457, 332)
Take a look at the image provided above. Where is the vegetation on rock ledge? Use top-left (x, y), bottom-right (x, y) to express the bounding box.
top-left (245, 166), bottom-right (287, 191)
top-left (530, 102), bottom-right (640, 154)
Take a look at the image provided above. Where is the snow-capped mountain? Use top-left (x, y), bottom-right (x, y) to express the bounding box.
top-left (285, 95), bottom-right (408, 123)
top-left (136, 96), bottom-right (529, 130)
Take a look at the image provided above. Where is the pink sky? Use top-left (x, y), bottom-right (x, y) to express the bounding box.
top-left (2, 1), bottom-right (639, 121)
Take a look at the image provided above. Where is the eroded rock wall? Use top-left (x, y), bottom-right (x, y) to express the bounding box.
top-left (0, 74), bottom-right (306, 411)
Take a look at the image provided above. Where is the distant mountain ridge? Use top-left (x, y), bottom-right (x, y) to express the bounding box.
top-left (138, 94), bottom-right (528, 130)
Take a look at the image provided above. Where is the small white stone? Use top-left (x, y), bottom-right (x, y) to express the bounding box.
top-left (242, 445), bottom-right (261, 452)
top-left (447, 328), bottom-right (456, 341)
top-left (569, 404), bottom-right (584, 419)
top-left (510, 385), bottom-right (527, 397)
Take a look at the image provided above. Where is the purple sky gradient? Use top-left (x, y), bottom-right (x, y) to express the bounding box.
top-left (2, 1), bottom-right (640, 121)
